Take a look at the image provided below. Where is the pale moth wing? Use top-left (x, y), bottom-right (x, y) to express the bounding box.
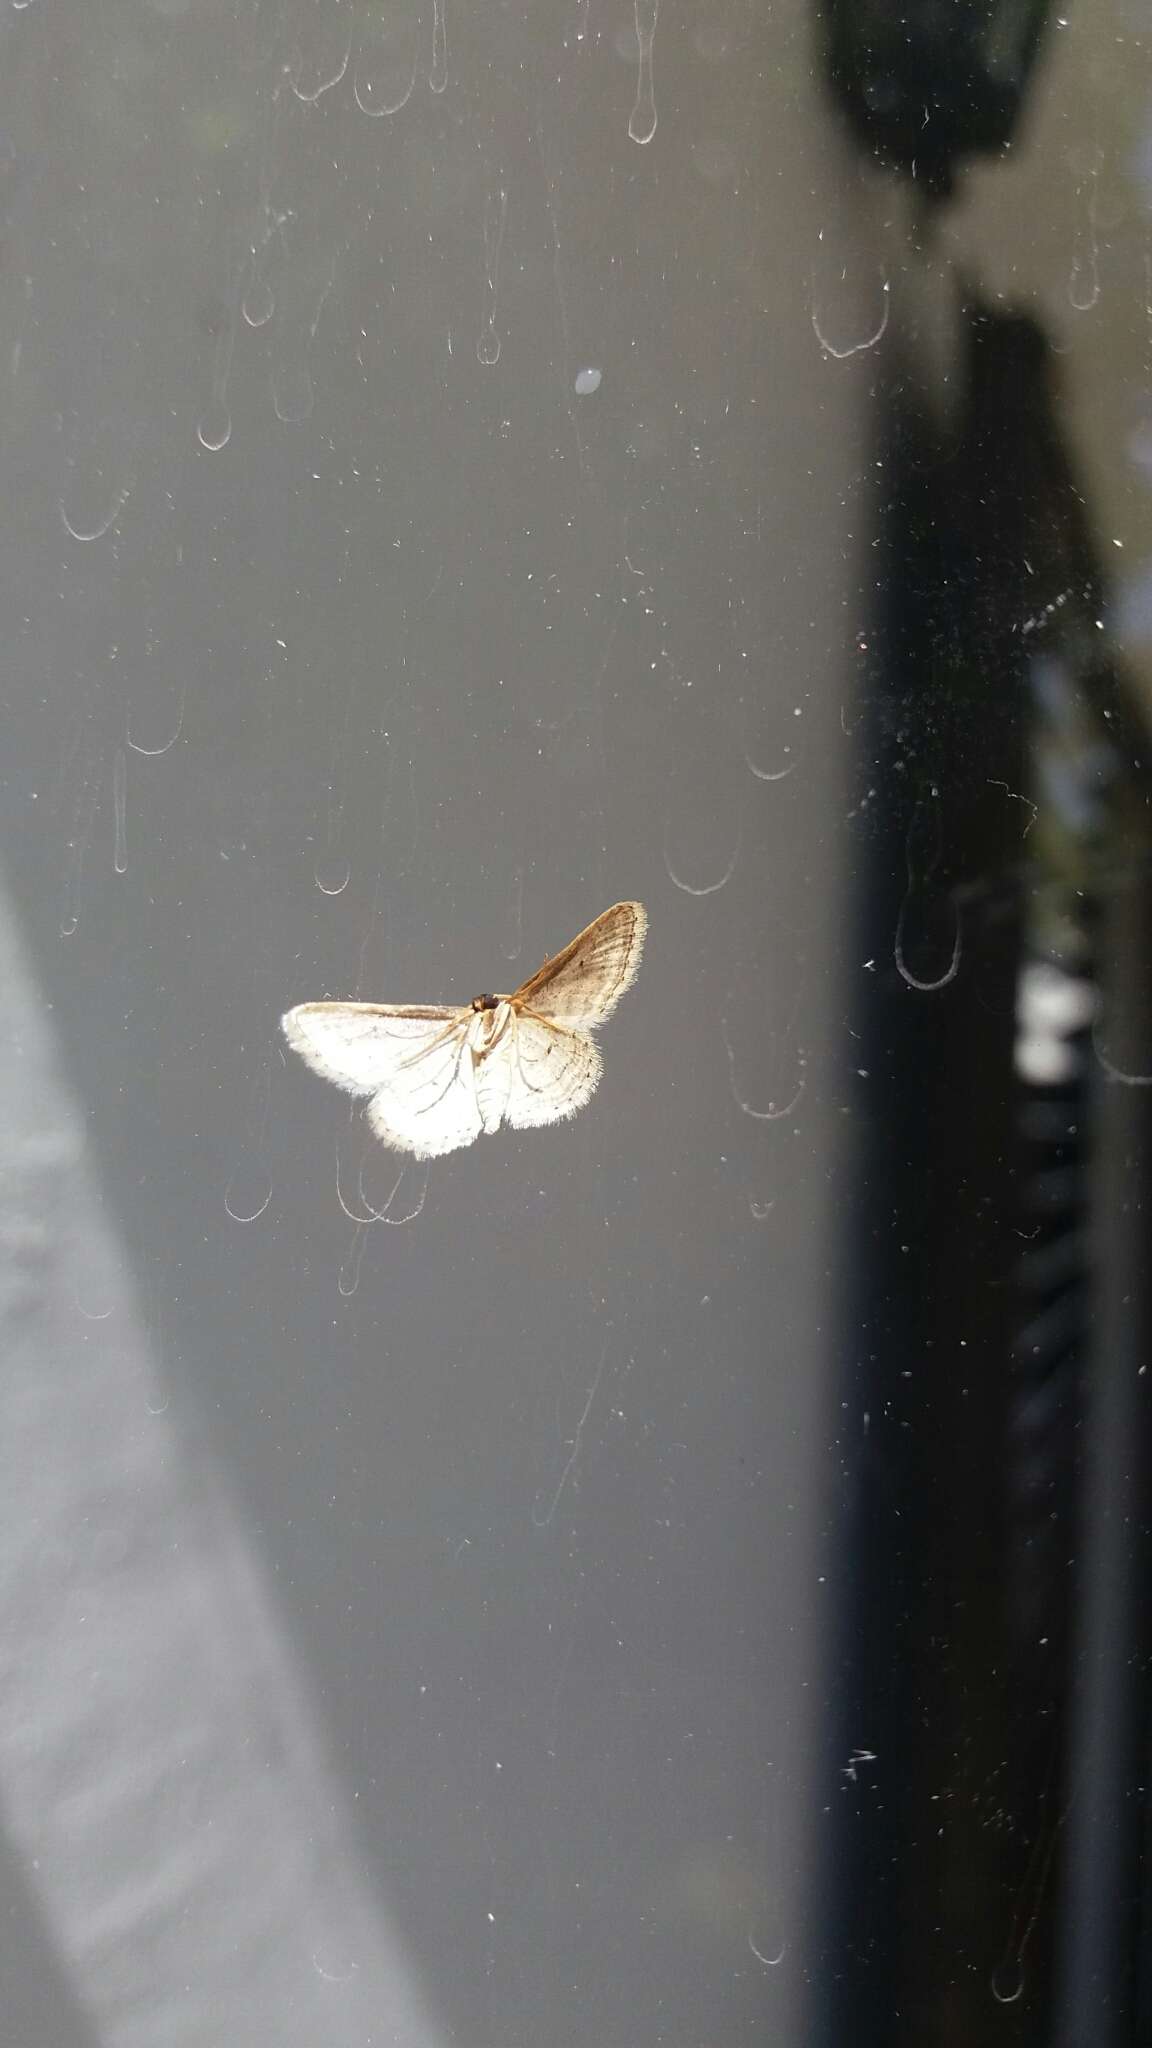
top-left (504, 1012), bottom-right (603, 1129)
top-left (281, 901), bottom-right (645, 1160)
top-left (366, 1019), bottom-right (486, 1159)
top-left (281, 1003), bottom-right (458, 1096)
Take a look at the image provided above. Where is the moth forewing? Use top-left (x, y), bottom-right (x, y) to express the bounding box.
top-left (281, 1001), bottom-right (459, 1096)
top-left (510, 901), bottom-right (647, 1028)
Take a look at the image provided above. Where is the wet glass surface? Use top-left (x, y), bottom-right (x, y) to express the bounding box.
top-left (1, 3), bottom-right (1150, 2043)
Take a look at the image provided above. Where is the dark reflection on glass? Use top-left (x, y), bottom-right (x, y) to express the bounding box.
top-left (818, 299), bottom-right (1152, 2045)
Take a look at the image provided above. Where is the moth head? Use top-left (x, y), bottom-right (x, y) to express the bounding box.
top-left (471, 992), bottom-right (498, 1012)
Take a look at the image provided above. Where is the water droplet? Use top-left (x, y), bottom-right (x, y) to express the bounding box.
top-left (271, 362), bottom-right (314, 424)
top-left (353, 10), bottom-right (420, 117)
top-left (242, 273), bottom-right (275, 328)
top-left (312, 1948), bottom-right (358, 1983)
top-left (197, 403), bottom-right (232, 452)
top-left (991, 1961), bottom-right (1024, 2005)
top-left (314, 851), bottom-right (351, 896)
top-left (224, 1164), bottom-right (273, 1224)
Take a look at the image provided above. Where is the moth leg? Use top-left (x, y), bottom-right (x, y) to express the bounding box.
top-left (484, 1006), bottom-right (514, 1054)
top-left (515, 1003), bottom-right (584, 1038)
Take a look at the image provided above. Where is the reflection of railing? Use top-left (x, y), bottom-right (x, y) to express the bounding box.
top-left (814, 296), bottom-right (1152, 2044)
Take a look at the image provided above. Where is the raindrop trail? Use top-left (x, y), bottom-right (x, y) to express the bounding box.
top-left (59, 766), bottom-right (100, 938)
top-left (663, 810), bottom-right (741, 896)
top-left (271, 250), bottom-right (340, 425)
top-left (741, 737), bottom-right (801, 783)
top-left (73, 1285), bottom-right (114, 1322)
top-left (292, 34), bottom-right (351, 104)
top-left (384, 1168), bottom-right (429, 1225)
top-left (314, 851), bottom-right (350, 896)
top-left (532, 1334), bottom-right (610, 1528)
top-left (353, 2), bottom-right (419, 116)
top-left (991, 1787), bottom-right (1064, 2006)
top-left (60, 475), bottom-right (134, 543)
top-left (894, 901), bottom-right (961, 991)
top-left (241, 47), bottom-right (297, 328)
top-left (721, 1019), bottom-right (807, 1120)
top-left (112, 747), bottom-right (127, 874)
top-left (126, 678), bottom-right (187, 757)
top-left (339, 1219), bottom-right (372, 1297)
top-left (429, 0), bottom-right (447, 92)
top-left (224, 1173), bottom-right (272, 1223)
top-left (1069, 155), bottom-right (1101, 313)
top-left (628, 0), bottom-right (659, 145)
top-left (314, 725), bottom-right (351, 893)
top-left (811, 271), bottom-right (890, 360)
top-left (242, 262), bottom-right (275, 330)
top-left (1092, 1021), bottom-right (1152, 1085)
top-left (224, 1062), bottom-right (274, 1220)
top-left (312, 1951), bottom-right (358, 1984)
top-left (477, 185), bottom-right (508, 365)
top-left (336, 1145), bottom-right (430, 1225)
top-left (336, 1150), bottom-right (410, 1223)
top-left (197, 267), bottom-right (240, 451)
top-left (894, 784), bottom-right (962, 991)
top-left (534, 102), bottom-right (590, 482)
top-left (740, 687), bottom-right (806, 780)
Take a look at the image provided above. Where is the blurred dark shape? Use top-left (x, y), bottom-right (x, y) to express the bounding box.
top-left (819, 0), bottom-right (1056, 196)
top-left (814, 296), bottom-right (1152, 2043)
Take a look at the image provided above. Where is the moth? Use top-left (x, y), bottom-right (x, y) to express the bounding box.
top-left (282, 900), bottom-right (646, 1160)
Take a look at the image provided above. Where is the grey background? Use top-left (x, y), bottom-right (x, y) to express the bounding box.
top-left (0, 1), bottom-right (1149, 2043)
